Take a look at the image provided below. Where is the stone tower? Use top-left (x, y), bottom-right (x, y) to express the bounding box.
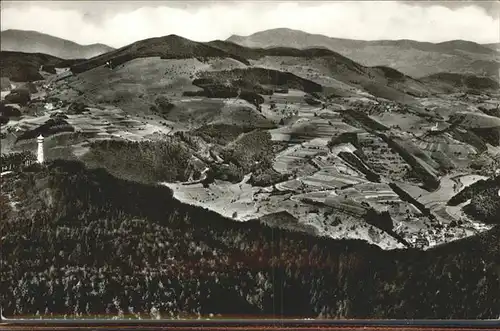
top-left (37, 134), bottom-right (44, 164)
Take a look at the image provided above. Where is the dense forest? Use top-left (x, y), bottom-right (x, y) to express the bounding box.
top-left (1, 160), bottom-right (499, 319)
top-left (448, 176), bottom-right (500, 224)
top-left (81, 139), bottom-right (194, 184)
top-left (79, 129), bottom-right (287, 186)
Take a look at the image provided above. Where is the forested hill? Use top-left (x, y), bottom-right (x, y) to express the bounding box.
top-left (1, 160), bottom-right (499, 319)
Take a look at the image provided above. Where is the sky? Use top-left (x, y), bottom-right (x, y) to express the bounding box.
top-left (1, 1), bottom-right (499, 47)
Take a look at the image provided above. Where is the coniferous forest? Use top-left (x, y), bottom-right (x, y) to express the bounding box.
top-left (1, 160), bottom-right (499, 319)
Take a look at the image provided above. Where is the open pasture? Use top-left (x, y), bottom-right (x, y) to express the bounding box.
top-left (161, 178), bottom-right (262, 221)
top-left (418, 96), bottom-right (472, 119)
top-left (412, 134), bottom-right (478, 168)
top-left (450, 111), bottom-right (500, 129)
top-left (249, 56), bottom-right (357, 93)
top-left (269, 115), bottom-right (359, 143)
top-left (371, 111), bottom-right (428, 132)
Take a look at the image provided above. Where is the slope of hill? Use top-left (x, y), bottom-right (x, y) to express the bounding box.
top-left (1, 160), bottom-right (499, 319)
top-left (248, 55), bottom-right (430, 102)
top-left (195, 67), bottom-right (323, 94)
top-left (0, 51), bottom-right (83, 82)
top-left (448, 176), bottom-right (500, 224)
top-left (0, 29), bottom-right (114, 59)
top-left (227, 28), bottom-right (499, 79)
top-left (421, 73), bottom-right (500, 93)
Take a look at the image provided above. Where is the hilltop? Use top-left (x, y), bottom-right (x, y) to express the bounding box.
top-left (70, 34), bottom-right (238, 73)
top-left (0, 29), bottom-right (114, 59)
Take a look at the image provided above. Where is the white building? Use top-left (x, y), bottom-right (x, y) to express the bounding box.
top-left (37, 135), bottom-right (44, 164)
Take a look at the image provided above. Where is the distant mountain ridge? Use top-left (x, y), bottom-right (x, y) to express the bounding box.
top-left (227, 28), bottom-right (499, 79)
top-left (0, 29), bottom-right (114, 59)
top-left (228, 29), bottom-right (497, 55)
top-left (2, 31), bottom-right (495, 103)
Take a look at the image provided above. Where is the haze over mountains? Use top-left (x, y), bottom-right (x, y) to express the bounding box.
top-left (228, 28), bottom-right (500, 79)
top-left (0, 29), bottom-right (114, 59)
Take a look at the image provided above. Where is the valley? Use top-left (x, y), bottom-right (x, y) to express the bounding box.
top-left (1, 23), bottom-right (499, 320)
top-left (2, 36), bottom-right (499, 252)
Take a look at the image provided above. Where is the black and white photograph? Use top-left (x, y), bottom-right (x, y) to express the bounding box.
top-left (0, 0), bottom-right (499, 323)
